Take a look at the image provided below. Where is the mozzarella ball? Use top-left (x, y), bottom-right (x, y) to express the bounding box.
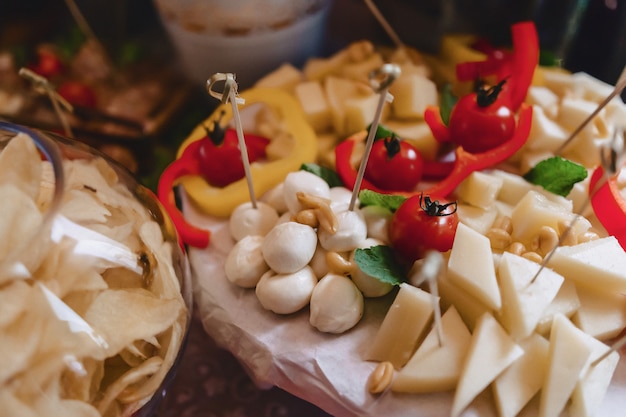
top-left (262, 221), bottom-right (317, 273)
top-left (225, 235), bottom-right (269, 288)
top-left (255, 266), bottom-right (318, 314)
top-left (350, 238), bottom-right (394, 297)
top-left (309, 273), bottom-right (364, 333)
top-left (229, 201), bottom-right (279, 241)
top-left (260, 182), bottom-right (288, 214)
top-left (329, 186), bottom-right (354, 209)
top-left (361, 205), bottom-right (392, 244)
top-left (318, 206), bottom-right (367, 252)
top-left (283, 170), bottom-right (330, 214)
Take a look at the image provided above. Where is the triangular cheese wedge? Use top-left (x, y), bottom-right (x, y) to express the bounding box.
top-left (548, 236), bottom-right (626, 294)
top-left (391, 306), bottom-right (471, 393)
top-left (497, 252), bottom-right (564, 340)
top-left (539, 314), bottom-right (594, 417)
top-left (493, 333), bottom-right (550, 417)
top-left (447, 222), bottom-right (501, 310)
top-left (451, 313), bottom-right (523, 417)
top-left (365, 283), bottom-right (436, 369)
top-left (570, 333), bottom-right (620, 417)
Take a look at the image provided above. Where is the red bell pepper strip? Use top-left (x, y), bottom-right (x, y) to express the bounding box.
top-left (424, 105), bottom-right (451, 143)
top-left (424, 103), bottom-right (532, 198)
top-left (589, 166), bottom-right (626, 250)
top-left (158, 140), bottom-right (211, 249)
top-left (336, 103), bottom-right (533, 199)
top-left (455, 21), bottom-right (538, 111)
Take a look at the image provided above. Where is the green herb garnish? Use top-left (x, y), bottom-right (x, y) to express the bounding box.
top-left (300, 163), bottom-right (343, 188)
top-left (358, 189), bottom-right (407, 212)
top-left (367, 123), bottom-right (396, 140)
top-left (439, 83), bottom-right (457, 125)
top-left (353, 245), bottom-right (405, 286)
top-left (523, 156), bottom-right (587, 197)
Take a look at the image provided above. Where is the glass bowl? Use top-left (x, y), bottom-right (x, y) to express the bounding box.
top-left (0, 121), bottom-right (192, 417)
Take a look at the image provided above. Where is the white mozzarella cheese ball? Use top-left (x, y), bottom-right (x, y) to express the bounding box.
top-left (350, 237), bottom-right (394, 297)
top-left (224, 235), bottom-right (269, 288)
top-left (229, 201), bottom-right (279, 241)
top-left (260, 182), bottom-right (288, 214)
top-left (262, 221), bottom-right (317, 273)
top-left (361, 205), bottom-right (392, 244)
top-left (318, 205), bottom-right (367, 252)
top-left (255, 266), bottom-right (318, 314)
top-left (283, 170), bottom-right (330, 214)
top-left (309, 243), bottom-right (330, 279)
top-left (328, 186), bottom-right (354, 209)
top-left (309, 273), bottom-right (364, 333)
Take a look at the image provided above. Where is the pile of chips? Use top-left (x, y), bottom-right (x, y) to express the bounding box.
top-left (0, 131), bottom-right (189, 417)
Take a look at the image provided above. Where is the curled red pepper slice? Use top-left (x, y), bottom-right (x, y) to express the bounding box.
top-left (455, 21), bottom-right (538, 111)
top-left (157, 140), bottom-right (210, 249)
top-left (335, 103), bottom-right (533, 199)
top-left (589, 166), bottom-right (626, 250)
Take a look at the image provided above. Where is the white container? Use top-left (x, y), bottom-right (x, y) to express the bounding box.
top-left (154, 0), bottom-right (332, 88)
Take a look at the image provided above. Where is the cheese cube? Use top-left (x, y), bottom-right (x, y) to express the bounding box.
top-left (526, 105), bottom-right (568, 152)
top-left (527, 85), bottom-right (559, 117)
top-left (323, 76), bottom-right (362, 134)
top-left (293, 80), bottom-right (332, 133)
top-left (558, 97), bottom-right (603, 131)
top-left (456, 203), bottom-right (499, 235)
top-left (456, 171), bottom-right (503, 209)
top-left (572, 285), bottom-right (626, 340)
top-left (254, 63), bottom-right (302, 91)
top-left (389, 73), bottom-right (438, 119)
top-left (302, 49), bottom-right (349, 80)
top-left (510, 190), bottom-right (590, 244)
top-left (547, 235), bottom-right (626, 294)
top-left (447, 222), bottom-right (501, 310)
top-left (365, 283), bottom-right (436, 369)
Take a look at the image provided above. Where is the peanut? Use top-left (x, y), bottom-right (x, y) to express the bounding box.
top-left (486, 228), bottom-right (512, 250)
top-left (367, 361), bottom-right (394, 394)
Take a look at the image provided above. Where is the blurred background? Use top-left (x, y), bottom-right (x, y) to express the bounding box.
top-left (1, 0), bottom-right (625, 86)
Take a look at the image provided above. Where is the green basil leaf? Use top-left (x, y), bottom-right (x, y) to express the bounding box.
top-left (439, 83), bottom-right (457, 125)
top-left (300, 163), bottom-right (343, 188)
top-left (358, 189), bottom-right (406, 212)
top-left (523, 156), bottom-right (588, 197)
top-left (353, 245), bottom-right (405, 286)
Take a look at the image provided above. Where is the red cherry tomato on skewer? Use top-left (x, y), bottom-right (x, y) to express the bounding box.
top-left (364, 135), bottom-right (424, 191)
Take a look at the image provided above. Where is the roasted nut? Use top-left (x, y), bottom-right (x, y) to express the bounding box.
top-left (367, 361), bottom-right (394, 394)
top-left (326, 251), bottom-right (354, 275)
top-left (297, 192), bottom-right (337, 234)
top-left (536, 226), bottom-right (559, 256)
top-left (486, 228), bottom-right (512, 250)
top-left (492, 216), bottom-right (513, 234)
top-left (577, 231), bottom-right (600, 244)
top-left (295, 209), bottom-right (319, 228)
top-left (522, 251), bottom-right (543, 264)
top-left (507, 241), bottom-right (527, 257)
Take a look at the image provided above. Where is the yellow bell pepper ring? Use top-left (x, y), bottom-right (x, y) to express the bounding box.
top-left (176, 87), bottom-right (318, 218)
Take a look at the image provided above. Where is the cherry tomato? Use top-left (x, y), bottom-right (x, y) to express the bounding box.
top-left (29, 49), bottom-right (65, 79)
top-left (389, 194), bottom-right (458, 264)
top-left (197, 118), bottom-right (269, 187)
top-left (364, 136), bottom-right (423, 191)
top-left (57, 81), bottom-right (98, 108)
top-left (448, 79), bottom-right (515, 153)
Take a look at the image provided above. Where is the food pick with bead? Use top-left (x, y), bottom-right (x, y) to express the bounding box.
top-left (348, 63), bottom-right (401, 211)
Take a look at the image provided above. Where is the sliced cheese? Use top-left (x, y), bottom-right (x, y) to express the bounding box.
top-left (365, 283), bottom-right (436, 369)
top-left (293, 80), bottom-right (332, 133)
top-left (447, 222), bottom-right (501, 310)
top-left (456, 170), bottom-right (503, 210)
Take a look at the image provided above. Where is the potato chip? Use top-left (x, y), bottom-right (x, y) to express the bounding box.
top-left (0, 132), bottom-right (41, 200)
top-left (0, 130), bottom-right (189, 417)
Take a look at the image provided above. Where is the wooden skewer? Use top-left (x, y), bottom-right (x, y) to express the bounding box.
top-left (363, 0), bottom-right (404, 49)
top-left (348, 63), bottom-right (400, 211)
top-left (206, 73), bottom-right (257, 208)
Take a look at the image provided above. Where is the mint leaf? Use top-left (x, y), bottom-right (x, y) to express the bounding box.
top-left (358, 189), bottom-right (406, 212)
top-left (353, 245), bottom-right (405, 286)
top-left (523, 156), bottom-right (588, 197)
top-left (300, 163), bottom-right (343, 187)
top-left (439, 83), bottom-right (457, 125)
